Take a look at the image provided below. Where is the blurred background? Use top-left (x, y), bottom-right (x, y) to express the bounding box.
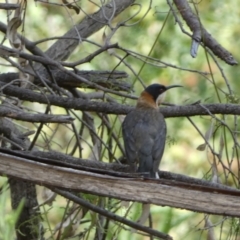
top-left (0, 0), bottom-right (240, 239)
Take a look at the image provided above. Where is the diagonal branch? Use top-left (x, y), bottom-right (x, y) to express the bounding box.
top-left (172, 0), bottom-right (237, 65)
top-left (53, 189), bottom-right (172, 240)
top-left (0, 0), bottom-right (135, 61)
top-left (44, 0), bottom-right (135, 62)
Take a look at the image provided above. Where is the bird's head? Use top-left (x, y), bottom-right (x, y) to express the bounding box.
top-left (137, 83), bottom-right (182, 108)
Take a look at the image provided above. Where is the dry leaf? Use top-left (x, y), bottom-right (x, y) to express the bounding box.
top-left (197, 143), bottom-right (206, 151)
top-left (7, 17), bottom-right (22, 50)
top-left (197, 120), bottom-right (214, 151)
top-left (62, 0), bottom-right (80, 14)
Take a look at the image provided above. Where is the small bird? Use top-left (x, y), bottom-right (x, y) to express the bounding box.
top-left (122, 83), bottom-right (182, 178)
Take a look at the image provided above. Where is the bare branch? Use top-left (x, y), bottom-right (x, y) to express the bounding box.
top-left (62, 43), bottom-right (119, 67)
top-left (0, 147), bottom-right (236, 192)
top-left (0, 70), bottom-right (131, 92)
top-left (1, 151), bottom-right (240, 218)
top-left (44, 0), bottom-right (135, 62)
top-left (0, 45), bottom-right (134, 98)
top-left (172, 0), bottom-right (238, 65)
top-left (0, 3), bottom-right (20, 10)
top-left (0, 106), bottom-right (74, 123)
top-left (53, 189), bottom-right (172, 240)
top-left (0, 21), bottom-right (49, 57)
top-left (1, 81), bottom-right (240, 117)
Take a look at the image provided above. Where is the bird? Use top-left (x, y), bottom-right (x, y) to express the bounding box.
top-left (122, 83), bottom-right (182, 178)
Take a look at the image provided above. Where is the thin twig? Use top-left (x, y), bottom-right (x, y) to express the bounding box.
top-left (52, 188), bottom-right (173, 240)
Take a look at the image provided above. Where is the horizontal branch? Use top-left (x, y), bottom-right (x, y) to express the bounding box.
top-left (0, 148), bottom-right (236, 192)
top-left (0, 70), bottom-right (131, 92)
top-left (1, 81), bottom-right (240, 117)
top-left (0, 106), bottom-right (74, 123)
top-left (1, 151), bottom-right (240, 217)
top-left (0, 45), bottom-right (133, 98)
top-left (0, 3), bottom-right (20, 10)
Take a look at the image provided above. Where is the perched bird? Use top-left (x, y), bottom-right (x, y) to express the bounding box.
top-left (122, 83), bottom-right (182, 178)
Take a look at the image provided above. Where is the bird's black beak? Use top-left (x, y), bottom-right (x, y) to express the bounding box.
top-left (165, 85), bottom-right (183, 90)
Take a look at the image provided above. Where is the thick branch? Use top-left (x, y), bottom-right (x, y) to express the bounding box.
top-left (0, 45), bottom-right (133, 97)
top-left (44, 0), bottom-right (135, 62)
top-left (0, 148), bottom-right (236, 192)
top-left (4, 148), bottom-right (238, 190)
top-left (1, 81), bottom-right (240, 117)
top-left (0, 70), bottom-right (130, 92)
top-left (1, 151), bottom-right (240, 217)
top-left (0, 0), bottom-right (135, 61)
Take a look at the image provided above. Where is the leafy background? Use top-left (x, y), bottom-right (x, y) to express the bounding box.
top-left (0, 0), bottom-right (240, 239)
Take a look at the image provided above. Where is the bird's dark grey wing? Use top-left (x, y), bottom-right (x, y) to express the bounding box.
top-left (122, 110), bottom-right (140, 168)
top-left (122, 109), bottom-right (159, 174)
top-left (152, 112), bottom-right (166, 172)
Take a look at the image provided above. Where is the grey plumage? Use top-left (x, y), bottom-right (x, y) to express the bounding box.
top-left (122, 108), bottom-right (166, 178)
top-left (122, 83), bottom-right (182, 178)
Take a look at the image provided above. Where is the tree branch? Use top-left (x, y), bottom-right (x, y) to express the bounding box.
top-left (0, 70), bottom-right (130, 92)
top-left (0, 106), bottom-right (74, 123)
top-left (0, 45), bottom-right (133, 98)
top-left (44, 0), bottom-right (135, 62)
top-left (0, 147), bottom-right (236, 192)
top-left (172, 0), bottom-right (237, 65)
top-left (0, 3), bottom-right (20, 10)
top-left (1, 151), bottom-right (240, 218)
top-left (53, 189), bottom-right (172, 240)
top-left (1, 81), bottom-right (240, 117)
top-left (0, 119), bottom-right (43, 240)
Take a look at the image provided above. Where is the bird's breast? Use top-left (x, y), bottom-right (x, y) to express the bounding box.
top-left (124, 108), bottom-right (166, 135)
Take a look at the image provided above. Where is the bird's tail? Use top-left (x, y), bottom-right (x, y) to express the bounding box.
top-left (138, 155), bottom-right (155, 178)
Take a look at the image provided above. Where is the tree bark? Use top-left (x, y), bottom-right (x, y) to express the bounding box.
top-left (1, 151), bottom-right (240, 218)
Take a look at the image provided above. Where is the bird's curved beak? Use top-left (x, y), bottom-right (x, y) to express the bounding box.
top-left (165, 85), bottom-right (183, 90)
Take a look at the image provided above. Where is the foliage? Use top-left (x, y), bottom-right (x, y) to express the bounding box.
top-left (0, 0), bottom-right (240, 239)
